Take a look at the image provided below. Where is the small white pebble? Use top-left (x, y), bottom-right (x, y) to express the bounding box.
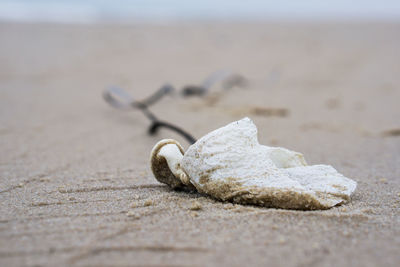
top-left (278, 237), bottom-right (286, 244)
top-left (143, 200), bottom-right (153, 207)
top-left (189, 201), bottom-right (202, 211)
top-left (126, 211), bottom-right (140, 219)
top-left (379, 178), bottom-right (388, 183)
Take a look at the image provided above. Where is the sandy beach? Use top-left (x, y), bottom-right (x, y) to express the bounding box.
top-left (0, 22), bottom-right (399, 266)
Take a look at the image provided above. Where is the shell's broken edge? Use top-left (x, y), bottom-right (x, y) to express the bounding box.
top-left (191, 178), bottom-right (336, 210)
top-left (150, 139), bottom-right (195, 190)
top-left (150, 117), bottom-right (357, 210)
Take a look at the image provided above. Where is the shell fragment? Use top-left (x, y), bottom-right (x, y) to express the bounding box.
top-left (150, 118), bottom-right (357, 210)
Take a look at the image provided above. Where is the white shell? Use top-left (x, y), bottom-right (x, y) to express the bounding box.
top-left (152, 118), bottom-right (357, 210)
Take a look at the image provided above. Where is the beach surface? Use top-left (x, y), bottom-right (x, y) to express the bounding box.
top-left (0, 22), bottom-right (399, 266)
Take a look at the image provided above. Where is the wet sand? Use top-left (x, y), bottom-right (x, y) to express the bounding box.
top-left (0, 22), bottom-right (399, 266)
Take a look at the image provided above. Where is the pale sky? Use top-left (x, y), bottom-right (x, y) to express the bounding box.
top-left (0, 0), bottom-right (399, 23)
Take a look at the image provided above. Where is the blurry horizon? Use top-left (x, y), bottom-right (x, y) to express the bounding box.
top-left (0, 0), bottom-right (400, 24)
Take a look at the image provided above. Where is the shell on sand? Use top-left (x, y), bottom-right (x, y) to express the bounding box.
top-left (151, 117), bottom-right (357, 210)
